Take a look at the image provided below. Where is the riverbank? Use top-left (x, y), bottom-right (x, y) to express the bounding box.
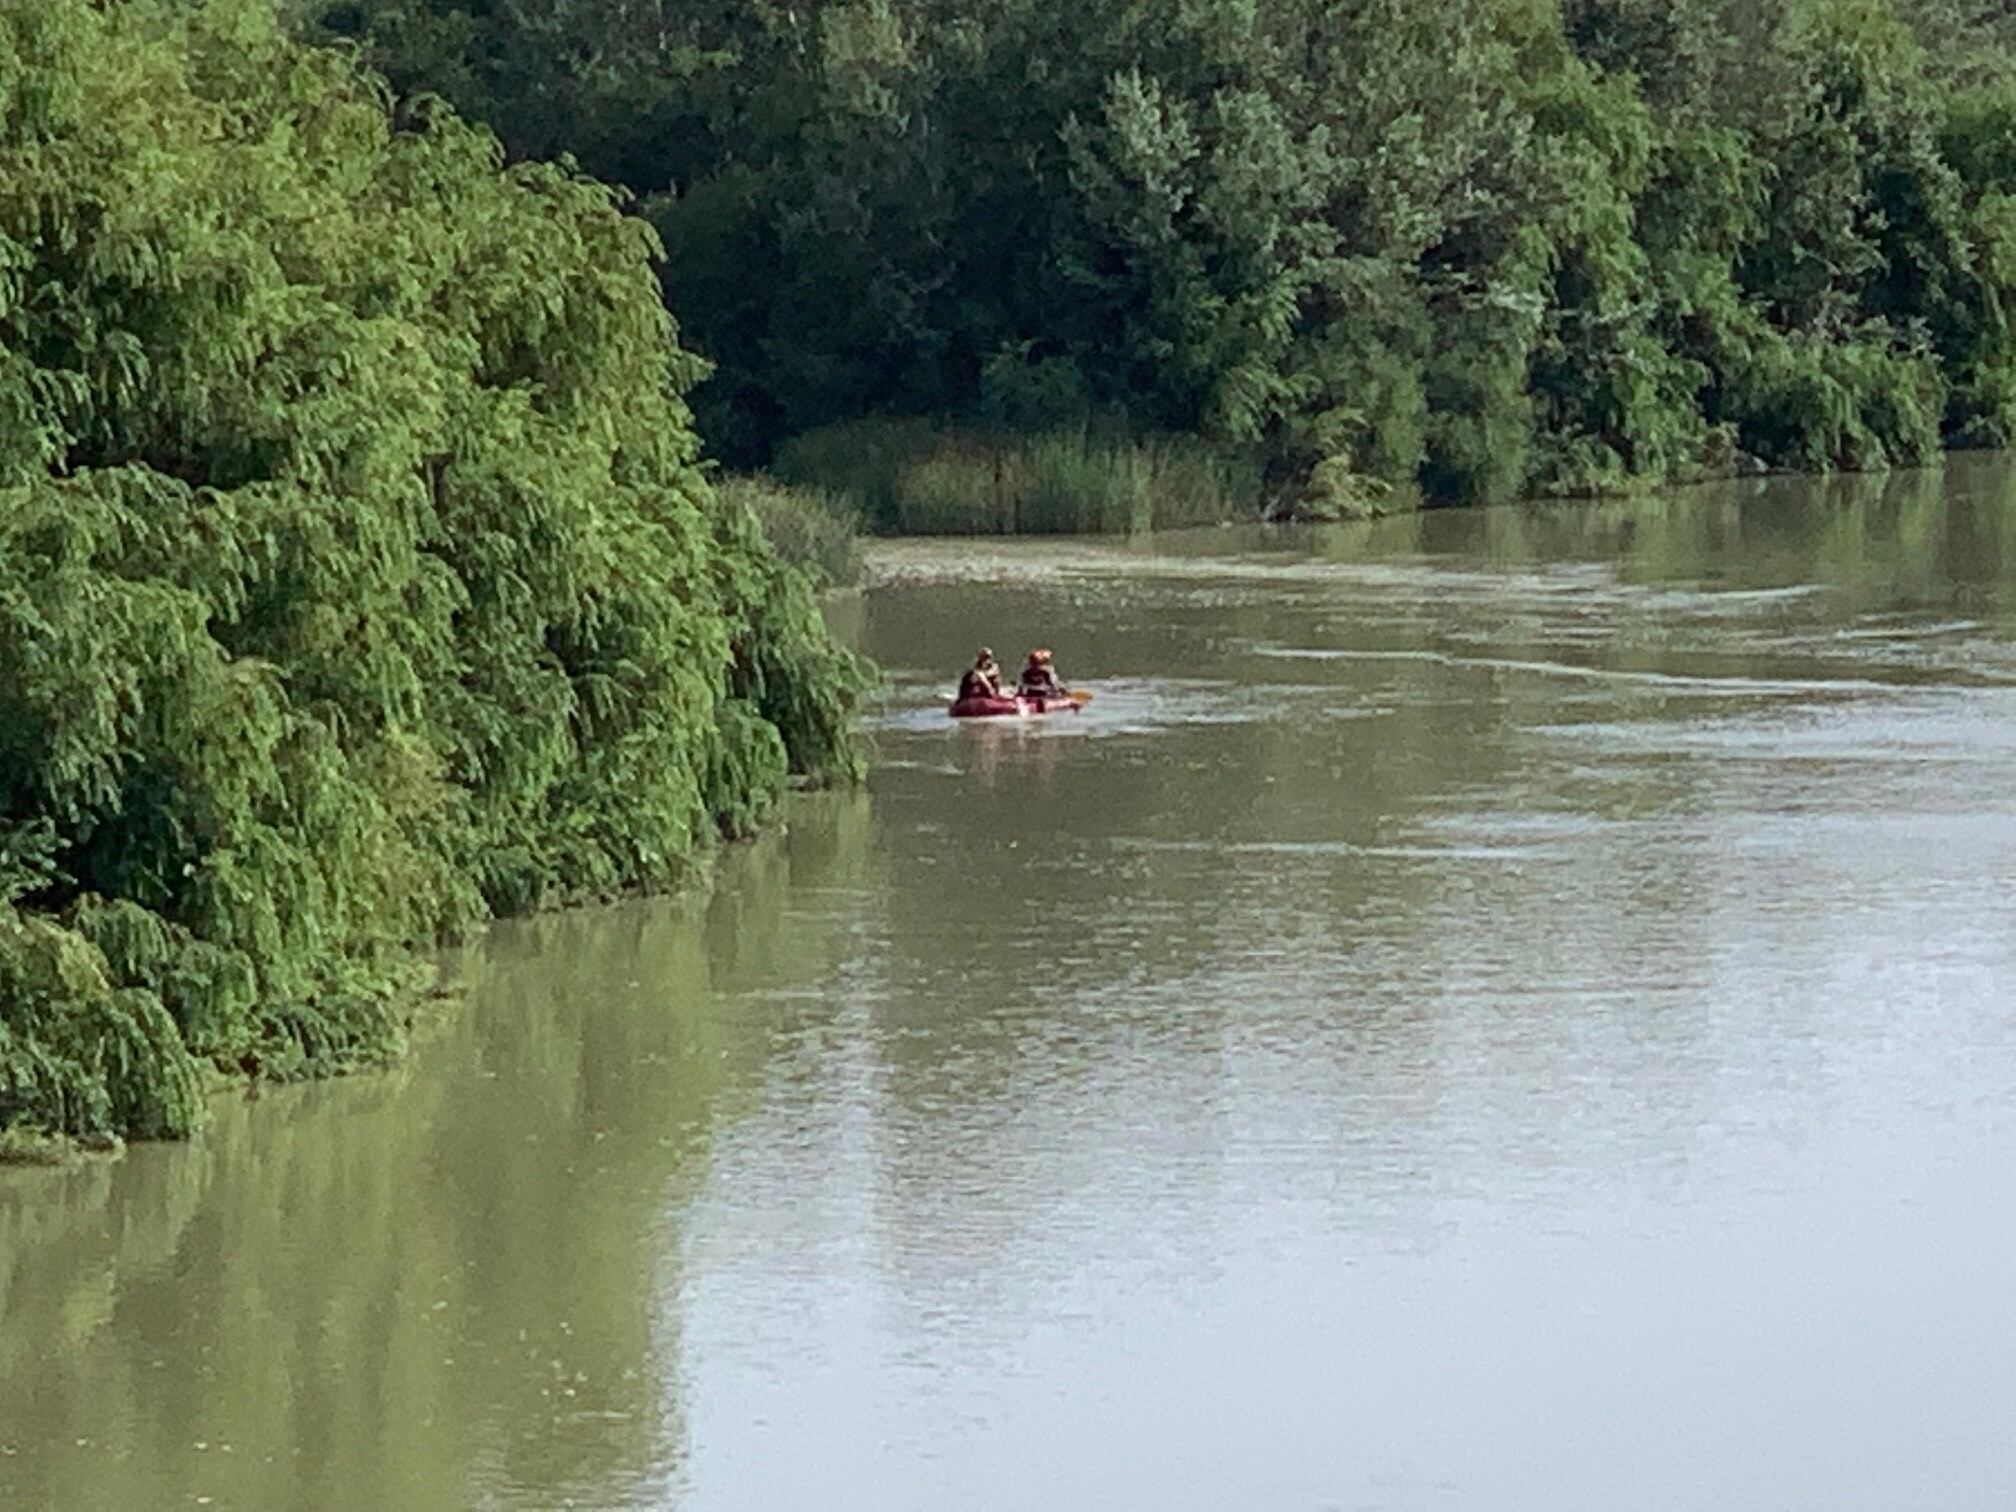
top-left (739, 414), bottom-right (1946, 590)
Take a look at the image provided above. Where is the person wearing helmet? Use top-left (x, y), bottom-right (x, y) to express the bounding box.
top-left (1017, 648), bottom-right (1067, 699)
top-left (957, 647), bottom-right (1004, 703)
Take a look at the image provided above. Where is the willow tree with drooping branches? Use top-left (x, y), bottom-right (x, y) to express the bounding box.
top-left (0, 0), bottom-right (863, 1147)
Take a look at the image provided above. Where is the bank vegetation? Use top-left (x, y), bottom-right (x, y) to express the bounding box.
top-left (306, 0), bottom-right (2016, 525)
top-left (0, 0), bottom-right (862, 1151)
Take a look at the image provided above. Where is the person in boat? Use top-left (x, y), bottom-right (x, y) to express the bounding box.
top-left (1016, 648), bottom-right (1068, 700)
top-left (957, 647), bottom-right (1004, 703)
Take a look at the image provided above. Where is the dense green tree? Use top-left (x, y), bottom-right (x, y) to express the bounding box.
top-left (295, 0), bottom-right (2016, 505)
top-left (0, 0), bottom-right (861, 1145)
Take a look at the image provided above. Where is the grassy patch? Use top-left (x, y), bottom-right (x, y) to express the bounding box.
top-left (775, 419), bottom-right (1262, 536)
top-left (718, 475), bottom-right (864, 586)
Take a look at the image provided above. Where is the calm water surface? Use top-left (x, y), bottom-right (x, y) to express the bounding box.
top-left (5, 466), bottom-right (2016, 1510)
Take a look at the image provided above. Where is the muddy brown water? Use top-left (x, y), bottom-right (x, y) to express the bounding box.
top-left (5, 463), bottom-right (2016, 1510)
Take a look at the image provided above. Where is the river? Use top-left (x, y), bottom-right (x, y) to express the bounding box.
top-left (4, 463), bottom-right (2016, 1511)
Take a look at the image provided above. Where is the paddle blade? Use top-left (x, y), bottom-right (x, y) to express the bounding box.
top-left (1068, 690), bottom-right (1093, 706)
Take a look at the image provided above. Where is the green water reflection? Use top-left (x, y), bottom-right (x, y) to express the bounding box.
top-left (0, 801), bottom-right (870, 1511)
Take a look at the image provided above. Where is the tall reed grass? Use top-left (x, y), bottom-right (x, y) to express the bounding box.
top-left (774, 419), bottom-right (1262, 535)
top-left (717, 475), bottom-right (864, 586)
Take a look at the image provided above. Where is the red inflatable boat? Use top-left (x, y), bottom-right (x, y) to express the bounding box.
top-left (948, 693), bottom-right (1082, 720)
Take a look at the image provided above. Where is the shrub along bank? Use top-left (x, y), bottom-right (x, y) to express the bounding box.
top-left (0, 0), bottom-right (863, 1151)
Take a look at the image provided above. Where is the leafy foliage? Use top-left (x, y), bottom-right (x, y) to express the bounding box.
top-left (0, 0), bottom-right (862, 1145)
top-left (307, 0), bottom-right (2016, 504)
top-left (717, 475), bottom-right (863, 587)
